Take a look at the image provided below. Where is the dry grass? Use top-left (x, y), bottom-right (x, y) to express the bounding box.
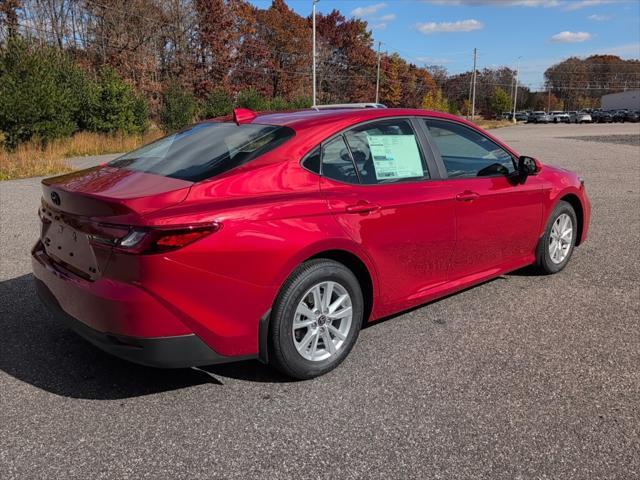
top-left (0, 130), bottom-right (164, 181)
top-left (474, 119), bottom-right (517, 130)
top-left (0, 120), bottom-right (516, 180)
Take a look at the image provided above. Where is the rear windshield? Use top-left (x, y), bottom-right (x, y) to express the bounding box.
top-left (109, 122), bottom-right (295, 182)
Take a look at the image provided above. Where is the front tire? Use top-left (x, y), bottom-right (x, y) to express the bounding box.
top-left (269, 259), bottom-right (363, 379)
top-left (536, 201), bottom-right (577, 274)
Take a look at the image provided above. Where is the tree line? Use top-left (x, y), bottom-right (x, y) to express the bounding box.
top-left (1, 0), bottom-right (638, 149)
top-left (1, 1), bottom-right (439, 109)
top-left (544, 55), bottom-right (640, 110)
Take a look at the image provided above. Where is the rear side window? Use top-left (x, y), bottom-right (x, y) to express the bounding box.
top-left (109, 122), bottom-right (295, 182)
top-left (302, 147), bottom-right (321, 174)
top-left (423, 119), bottom-right (516, 178)
top-left (344, 119), bottom-right (429, 184)
top-left (321, 136), bottom-right (359, 184)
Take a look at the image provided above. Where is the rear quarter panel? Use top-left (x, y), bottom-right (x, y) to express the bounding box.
top-left (121, 155), bottom-right (378, 356)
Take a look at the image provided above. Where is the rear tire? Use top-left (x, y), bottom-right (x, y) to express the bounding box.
top-left (536, 201), bottom-right (578, 274)
top-left (269, 259), bottom-right (363, 379)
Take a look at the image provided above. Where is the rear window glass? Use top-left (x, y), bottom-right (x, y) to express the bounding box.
top-left (109, 122), bottom-right (295, 182)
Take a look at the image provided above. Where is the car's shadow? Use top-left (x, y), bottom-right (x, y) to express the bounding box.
top-left (1, 266), bottom-right (540, 399)
top-left (0, 274), bottom-right (288, 400)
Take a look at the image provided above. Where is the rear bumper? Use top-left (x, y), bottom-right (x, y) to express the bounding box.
top-left (31, 240), bottom-right (258, 368)
top-left (35, 277), bottom-right (244, 368)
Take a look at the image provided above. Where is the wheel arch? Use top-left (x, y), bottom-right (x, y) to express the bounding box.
top-left (559, 193), bottom-right (585, 245)
top-left (307, 249), bottom-right (375, 327)
top-left (258, 245), bottom-right (378, 364)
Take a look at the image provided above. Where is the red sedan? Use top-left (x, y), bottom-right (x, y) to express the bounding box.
top-left (32, 107), bottom-right (591, 379)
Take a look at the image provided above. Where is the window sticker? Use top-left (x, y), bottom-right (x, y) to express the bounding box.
top-left (366, 134), bottom-right (423, 180)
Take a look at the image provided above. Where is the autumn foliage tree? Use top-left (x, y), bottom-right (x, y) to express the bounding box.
top-left (544, 55), bottom-right (640, 110)
top-left (315, 10), bottom-right (376, 103)
top-left (2, 1), bottom-right (438, 117)
top-left (490, 87), bottom-right (511, 116)
top-left (7, 0), bottom-right (637, 149)
top-left (421, 89), bottom-right (450, 113)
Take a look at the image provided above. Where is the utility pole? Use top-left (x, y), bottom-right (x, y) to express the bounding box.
top-left (312, 0), bottom-right (319, 107)
top-left (375, 41), bottom-right (382, 104)
top-left (512, 56), bottom-right (521, 123)
top-left (471, 48), bottom-right (477, 120)
top-left (510, 76), bottom-right (515, 111)
top-left (547, 88), bottom-right (551, 112)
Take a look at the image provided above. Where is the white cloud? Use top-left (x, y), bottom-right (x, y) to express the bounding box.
top-left (424, 0), bottom-right (623, 8)
top-left (550, 31), bottom-right (593, 43)
top-left (415, 19), bottom-right (484, 34)
top-left (424, 0), bottom-right (560, 6)
top-left (352, 5), bottom-right (397, 30)
top-left (564, 0), bottom-right (619, 11)
top-left (588, 13), bottom-right (613, 20)
top-left (351, 3), bottom-right (387, 17)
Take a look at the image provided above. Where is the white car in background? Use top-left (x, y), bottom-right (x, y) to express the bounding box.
top-left (549, 111), bottom-right (570, 123)
top-left (568, 111), bottom-right (593, 123)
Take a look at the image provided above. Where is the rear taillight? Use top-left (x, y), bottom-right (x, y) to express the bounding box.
top-left (90, 223), bottom-right (221, 255)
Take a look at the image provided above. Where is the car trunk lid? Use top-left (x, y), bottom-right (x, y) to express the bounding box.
top-left (42, 165), bottom-right (192, 217)
top-left (39, 166), bottom-right (192, 280)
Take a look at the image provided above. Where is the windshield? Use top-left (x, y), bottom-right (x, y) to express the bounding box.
top-left (109, 122), bottom-right (295, 182)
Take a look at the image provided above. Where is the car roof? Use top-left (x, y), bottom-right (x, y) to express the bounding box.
top-left (248, 108), bottom-right (463, 130)
top-left (239, 106), bottom-right (520, 161)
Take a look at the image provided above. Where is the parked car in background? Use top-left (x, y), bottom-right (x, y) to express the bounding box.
top-left (612, 110), bottom-right (628, 122)
top-left (500, 112), bottom-right (513, 120)
top-left (514, 112), bottom-right (528, 122)
top-left (528, 111), bottom-right (552, 123)
top-left (568, 111), bottom-right (592, 124)
top-left (593, 110), bottom-right (614, 123)
top-left (549, 111), bottom-right (570, 123)
top-left (624, 110), bottom-right (640, 122)
top-left (32, 107), bottom-right (591, 379)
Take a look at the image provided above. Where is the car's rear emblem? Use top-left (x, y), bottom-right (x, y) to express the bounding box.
top-left (51, 191), bottom-right (61, 206)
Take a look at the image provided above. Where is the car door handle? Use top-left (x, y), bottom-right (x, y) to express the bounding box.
top-left (456, 191), bottom-right (480, 202)
top-left (345, 201), bottom-right (380, 214)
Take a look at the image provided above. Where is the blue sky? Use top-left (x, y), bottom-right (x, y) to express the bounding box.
top-left (250, 0), bottom-right (640, 90)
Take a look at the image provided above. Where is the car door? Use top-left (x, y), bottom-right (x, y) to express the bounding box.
top-left (421, 118), bottom-right (544, 279)
top-left (317, 117), bottom-right (456, 313)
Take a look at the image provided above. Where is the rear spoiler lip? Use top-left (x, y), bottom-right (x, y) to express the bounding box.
top-left (41, 166), bottom-right (193, 219)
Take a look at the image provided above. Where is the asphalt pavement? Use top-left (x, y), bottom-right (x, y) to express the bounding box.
top-left (1, 122), bottom-right (638, 479)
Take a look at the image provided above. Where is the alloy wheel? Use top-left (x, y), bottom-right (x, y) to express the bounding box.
top-left (292, 281), bottom-right (353, 362)
top-left (549, 213), bottom-right (573, 264)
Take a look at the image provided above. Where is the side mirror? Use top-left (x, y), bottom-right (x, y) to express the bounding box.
top-left (517, 156), bottom-right (540, 182)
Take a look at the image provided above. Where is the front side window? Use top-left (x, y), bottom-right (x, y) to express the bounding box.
top-left (321, 136), bottom-right (359, 184)
top-left (344, 119), bottom-right (429, 184)
top-left (109, 122), bottom-right (295, 182)
top-left (423, 119), bottom-right (516, 178)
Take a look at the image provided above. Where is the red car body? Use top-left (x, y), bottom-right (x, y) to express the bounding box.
top-left (32, 108), bottom-right (591, 368)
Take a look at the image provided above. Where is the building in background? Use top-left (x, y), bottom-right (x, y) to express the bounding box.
top-left (601, 90), bottom-right (640, 110)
